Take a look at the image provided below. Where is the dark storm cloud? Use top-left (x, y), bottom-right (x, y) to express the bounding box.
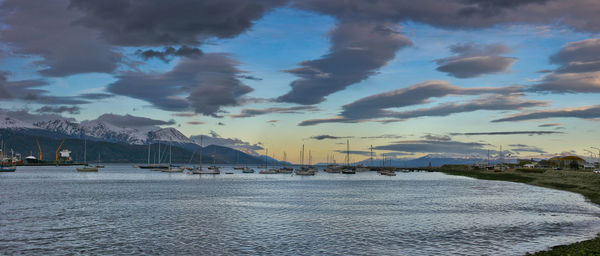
top-left (277, 22), bottom-right (412, 104)
top-left (86, 113), bottom-right (175, 128)
top-left (530, 39), bottom-right (600, 93)
top-left (422, 134), bottom-right (452, 141)
top-left (186, 121), bottom-right (205, 125)
top-left (136, 46), bottom-right (203, 62)
top-left (230, 106), bottom-right (319, 118)
top-left (435, 43), bottom-right (516, 78)
top-left (310, 135), bottom-right (353, 140)
top-left (35, 106), bottom-right (81, 115)
top-left (492, 105), bottom-right (600, 122)
top-left (69, 0), bottom-right (287, 46)
top-left (450, 131), bottom-right (563, 136)
top-left (298, 81), bottom-right (533, 126)
top-left (107, 54), bottom-right (253, 116)
top-left (0, 0), bottom-right (121, 77)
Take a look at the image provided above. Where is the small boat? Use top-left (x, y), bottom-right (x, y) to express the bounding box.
top-left (225, 172), bottom-right (234, 174)
top-left (191, 167), bottom-right (220, 174)
top-left (0, 165), bottom-right (16, 172)
top-left (233, 167), bottom-right (245, 170)
top-left (242, 168), bottom-right (255, 173)
top-left (379, 171), bottom-right (396, 176)
top-left (259, 169), bottom-right (277, 174)
top-left (277, 168), bottom-right (293, 174)
top-left (295, 170), bottom-right (316, 176)
top-left (77, 139), bottom-right (97, 172)
top-left (208, 166), bottom-right (220, 170)
top-left (341, 169), bottom-right (356, 174)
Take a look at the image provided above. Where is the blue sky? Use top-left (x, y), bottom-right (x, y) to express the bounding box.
top-left (1, 1), bottom-right (599, 163)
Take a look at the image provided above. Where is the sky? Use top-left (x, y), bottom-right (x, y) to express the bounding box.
top-left (1, 0), bottom-right (599, 164)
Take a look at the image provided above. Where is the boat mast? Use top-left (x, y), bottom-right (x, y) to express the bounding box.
top-left (213, 145), bottom-right (216, 166)
top-left (84, 138), bottom-right (87, 164)
top-left (147, 143), bottom-right (150, 165)
top-left (302, 144), bottom-right (304, 167)
top-left (199, 136), bottom-right (203, 168)
top-left (158, 142), bottom-right (161, 165)
top-left (265, 148), bottom-right (268, 168)
top-left (346, 140), bottom-right (349, 166)
top-left (169, 140), bottom-right (172, 167)
top-left (370, 145), bottom-right (373, 167)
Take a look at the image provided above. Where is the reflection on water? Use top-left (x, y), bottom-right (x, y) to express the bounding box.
top-left (1, 165), bottom-right (599, 255)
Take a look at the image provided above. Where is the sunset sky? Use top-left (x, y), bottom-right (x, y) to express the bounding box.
top-left (1, 0), bottom-right (599, 163)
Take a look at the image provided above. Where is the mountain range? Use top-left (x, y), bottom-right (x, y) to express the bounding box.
top-left (0, 115), bottom-right (281, 165)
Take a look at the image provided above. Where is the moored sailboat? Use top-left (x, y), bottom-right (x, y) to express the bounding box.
top-left (77, 138), bottom-right (98, 172)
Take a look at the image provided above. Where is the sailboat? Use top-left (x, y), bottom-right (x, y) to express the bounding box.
top-left (96, 153), bottom-right (105, 168)
top-left (242, 160), bottom-right (254, 173)
top-left (341, 140), bottom-right (355, 174)
top-left (233, 151), bottom-right (245, 170)
top-left (259, 148), bottom-right (277, 174)
top-left (161, 141), bottom-right (183, 173)
top-left (77, 138), bottom-right (98, 172)
top-left (192, 136), bottom-right (219, 174)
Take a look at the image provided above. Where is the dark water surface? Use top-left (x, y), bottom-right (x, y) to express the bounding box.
top-left (1, 165), bottom-right (600, 255)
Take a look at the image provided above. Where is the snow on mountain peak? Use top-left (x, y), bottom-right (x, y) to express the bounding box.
top-left (148, 127), bottom-right (193, 144)
top-left (0, 116), bottom-right (35, 129)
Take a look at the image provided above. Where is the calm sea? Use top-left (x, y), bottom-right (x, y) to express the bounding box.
top-left (1, 165), bottom-right (599, 255)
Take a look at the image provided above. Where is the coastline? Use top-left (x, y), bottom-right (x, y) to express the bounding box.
top-left (436, 167), bottom-right (600, 255)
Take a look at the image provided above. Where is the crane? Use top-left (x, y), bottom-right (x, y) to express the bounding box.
top-left (36, 138), bottom-right (42, 161)
top-left (55, 139), bottom-right (65, 162)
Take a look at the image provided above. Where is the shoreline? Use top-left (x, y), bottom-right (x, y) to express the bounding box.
top-left (436, 167), bottom-right (600, 255)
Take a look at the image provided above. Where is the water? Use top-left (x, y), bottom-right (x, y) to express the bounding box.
top-left (1, 165), bottom-right (600, 255)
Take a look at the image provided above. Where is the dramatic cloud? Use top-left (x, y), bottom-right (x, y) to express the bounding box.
top-left (509, 144), bottom-right (547, 154)
top-left (78, 93), bottom-right (114, 100)
top-left (338, 81), bottom-right (521, 120)
top-left (360, 134), bottom-right (404, 139)
top-left (190, 130), bottom-right (263, 155)
top-left (310, 135), bottom-right (353, 140)
top-left (0, 108), bottom-right (75, 123)
top-left (107, 54), bottom-right (253, 116)
top-left (136, 46), bottom-right (203, 62)
top-left (277, 22), bottom-right (412, 104)
top-left (69, 0), bottom-right (286, 46)
top-left (373, 139), bottom-right (492, 155)
top-left (492, 105), bottom-right (600, 122)
top-left (299, 81), bottom-right (541, 126)
top-left (0, 72), bottom-right (93, 105)
top-left (35, 106), bottom-right (81, 115)
top-left (538, 123), bottom-right (561, 127)
top-left (85, 113), bottom-right (175, 128)
top-left (294, 0), bottom-right (600, 32)
top-left (0, 0), bottom-right (121, 76)
top-left (450, 131), bottom-right (563, 136)
top-left (435, 43), bottom-right (516, 78)
top-left (230, 106), bottom-right (319, 118)
top-left (530, 39), bottom-right (600, 93)
top-left (186, 121), bottom-right (205, 125)
top-left (334, 150), bottom-right (372, 156)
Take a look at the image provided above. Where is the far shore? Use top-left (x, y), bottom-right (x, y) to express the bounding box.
top-left (435, 166), bottom-right (600, 255)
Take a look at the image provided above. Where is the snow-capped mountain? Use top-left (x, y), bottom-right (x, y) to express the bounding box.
top-left (148, 128), bottom-right (195, 144)
top-left (2, 117), bottom-right (194, 146)
top-left (0, 116), bottom-right (36, 129)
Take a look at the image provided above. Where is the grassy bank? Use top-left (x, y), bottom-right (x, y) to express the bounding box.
top-left (437, 167), bottom-right (600, 255)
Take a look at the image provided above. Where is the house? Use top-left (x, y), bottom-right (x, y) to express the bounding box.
top-left (523, 163), bottom-right (538, 168)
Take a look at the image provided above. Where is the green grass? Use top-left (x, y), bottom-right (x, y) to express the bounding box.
top-left (437, 167), bottom-right (600, 255)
